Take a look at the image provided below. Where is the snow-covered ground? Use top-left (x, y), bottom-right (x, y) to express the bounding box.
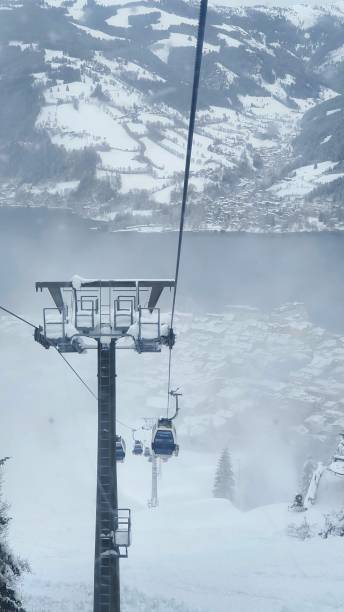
top-left (9, 449), bottom-right (344, 612)
top-left (269, 161), bottom-right (344, 198)
top-left (2, 305), bottom-right (344, 611)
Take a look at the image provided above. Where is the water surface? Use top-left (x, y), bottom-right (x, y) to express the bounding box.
top-left (1, 206), bottom-right (343, 332)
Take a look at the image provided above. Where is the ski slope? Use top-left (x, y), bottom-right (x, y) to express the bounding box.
top-left (2, 314), bottom-right (344, 611)
top-left (6, 447), bottom-right (344, 612)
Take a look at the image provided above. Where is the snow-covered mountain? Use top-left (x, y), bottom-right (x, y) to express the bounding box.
top-left (1, 0), bottom-right (344, 230)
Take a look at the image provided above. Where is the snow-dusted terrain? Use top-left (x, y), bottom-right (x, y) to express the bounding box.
top-left (2, 300), bottom-right (344, 611)
top-left (2, 0), bottom-right (344, 230)
top-left (8, 447), bottom-right (344, 612)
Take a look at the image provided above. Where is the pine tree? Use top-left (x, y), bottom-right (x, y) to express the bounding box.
top-left (0, 458), bottom-right (28, 612)
top-left (213, 448), bottom-right (235, 502)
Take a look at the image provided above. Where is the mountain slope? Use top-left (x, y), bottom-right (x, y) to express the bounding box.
top-left (1, 0), bottom-right (344, 230)
top-left (10, 447), bottom-right (344, 612)
top-left (3, 301), bottom-right (344, 609)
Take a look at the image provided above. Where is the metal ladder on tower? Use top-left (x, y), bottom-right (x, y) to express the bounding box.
top-left (94, 341), bottom-right (120, 612)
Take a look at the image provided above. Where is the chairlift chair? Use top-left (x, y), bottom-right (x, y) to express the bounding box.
top-left (115, 436), bottom-right (126, 463)
top-left (132, 440), bottom-right (144, 456)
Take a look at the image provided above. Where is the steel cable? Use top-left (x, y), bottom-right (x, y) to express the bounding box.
top-left (0, 304), bottom-right (133, 431)
top-left (167, 0), bottom-right (208, 409)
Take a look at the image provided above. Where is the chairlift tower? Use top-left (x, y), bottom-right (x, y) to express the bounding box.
top-left (150, 454), bottom-right (159, 508)
top-left (35, 277), bottom-right (175, 612)
top-left (141, 418), bottom-right (159, 509)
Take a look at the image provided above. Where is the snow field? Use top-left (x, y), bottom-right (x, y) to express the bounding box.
top-left (99, 149), bottom-right (146, 172)
top-left (239, 94), bottom-right (297, 118)
top-left (38, 101), bottom-right (139, 151)
top-left (151, 33), bottom-right (219, 64)
top-left (106, 6), bottom-right (197, 30)
top-left (127, 122), bottom-right (148, 136)
top-left (269, 161), bottom-right (344, 198)
top-left (44, 49), bottom-right (64, 63)
top-left (3, 309), bottom-right (344, 611)
top-left (152, 184), bottom-right (176, 204)
top-left (150, 34), bottom-right (196, 63)
top-left (323, 43), bottom-right (344, 66)
top-left (9, 40), bottom-right (38, 50)
top-left (43, 79), bottom-right (93, 105)
top-left (47, 180), bottom-right (80, 195)
top-left (66, 0), bottom-right (87, 21)
top-left (12, 436), bottom-right (344, 612)
top-left (213, 23), bottom-right (248, 36)
top-left (217, 32), bottom-right (242, 48)
top-left (214, 61), bottom-right (239, 85)
top-left (106, 6), bottom-right (156, 28)
top-left (72, 23), bottom-right (119, 41)
top-left (151, 10), bottom-right (198, 30)
top-left (140, 112), bottom-right (176, 128)
top-left (107, 6), bottom-right (197, 30)
top-left (125, 498), bottom-right (344, 612)
top-left (326, 108), bottom-right (341, 116)
top-left (95, 53), bottom-right (165, 83)
top-left (120, 173), bottom-right (168, 193)
top-left (141, 137), bottom-right (183, 172)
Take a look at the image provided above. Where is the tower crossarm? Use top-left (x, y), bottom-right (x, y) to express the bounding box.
top-left (35, 278), bottom-right (175, 353)
top-left (36, 280), bottom-right (174, 308)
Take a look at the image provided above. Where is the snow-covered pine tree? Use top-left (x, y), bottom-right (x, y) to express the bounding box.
top-left (300, 457), bottom-right (316, 497)
top-left (0, 457), bottom-right (27, 612)
top-left (212, 448), bottom-right (235, 502)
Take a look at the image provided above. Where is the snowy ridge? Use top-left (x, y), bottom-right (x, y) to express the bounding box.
top-left (12, 449), bottom-right (344, 612)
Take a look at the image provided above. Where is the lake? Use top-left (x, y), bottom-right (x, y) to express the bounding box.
top-left (1, 206), bottom-right (344, 332)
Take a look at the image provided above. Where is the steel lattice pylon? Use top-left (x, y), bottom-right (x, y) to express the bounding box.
top-left (35, 277), bottom-right (175, 612)
top-left (94, 340), bottom-right (120, 612)
top-left (151, 454), bottom-right (159, 508)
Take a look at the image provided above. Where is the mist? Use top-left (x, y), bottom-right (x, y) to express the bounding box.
top-left (1, 207), bottom-right (343, 509)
